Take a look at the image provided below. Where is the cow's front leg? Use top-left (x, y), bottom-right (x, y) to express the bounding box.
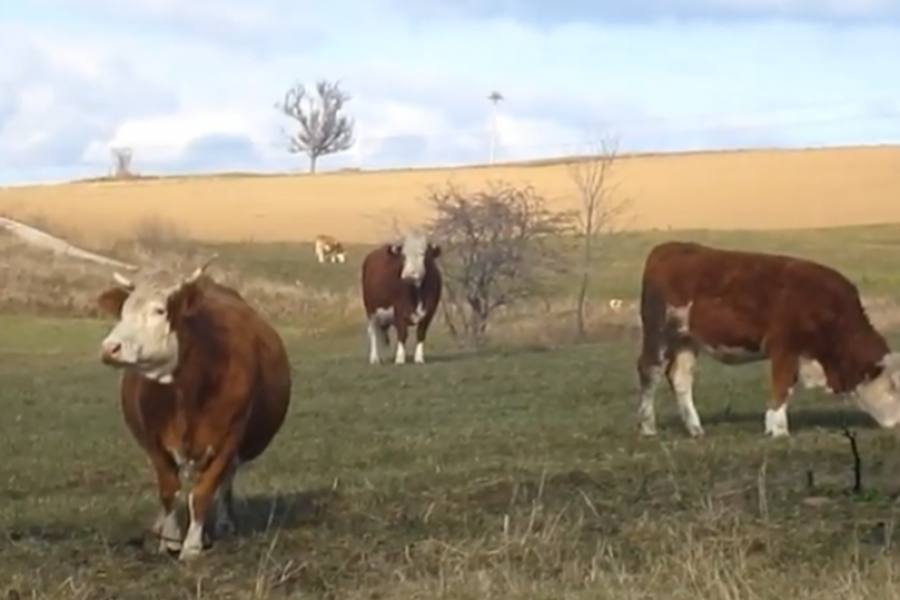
top-left (149, 452), bottom-right (183, 554)
top-left (394, 315), bottom-right (409, 364)
top-left (180, 448), bottom-right (237, 561)
top-left (367, 317), bottom-right (383, 365)
top-left (413, 310), bottom-right (435, 364)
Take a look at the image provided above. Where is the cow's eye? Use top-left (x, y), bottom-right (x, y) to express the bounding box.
top-left (152, 306), bottom-right (166, 316)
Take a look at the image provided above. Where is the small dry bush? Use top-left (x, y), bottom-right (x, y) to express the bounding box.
top-left (0, 217), bottom-right (356, 333)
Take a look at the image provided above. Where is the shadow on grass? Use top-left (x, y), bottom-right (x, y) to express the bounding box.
top-left (682, 407), bottom-right (879, 431)
top-left (237, 486), bottom-right (340, 535)
top-left (93, 487), bottom-right (341, 558)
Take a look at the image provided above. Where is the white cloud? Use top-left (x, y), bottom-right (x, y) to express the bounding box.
top-left (0, 0), bottom-right (899, 183)
top-left (86, 110), bottom-right (268, 162)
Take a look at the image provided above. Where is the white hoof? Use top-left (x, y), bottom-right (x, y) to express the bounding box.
top-left (639, 422), bottom-right (657, 437)
top-left (764, 407), bottom-right (790, 438)
top-left (178, 543), bottom-right (204, 561)
top-left (152, 511), bottom-right (182, 554)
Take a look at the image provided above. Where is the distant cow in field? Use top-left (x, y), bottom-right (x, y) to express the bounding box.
top-left (636, 241), bottom-right (900, 438)
top-left (361, 232), bottom-right (442, 364)
top-left (96, 258), bottom-right (292, 561)
top-left (314, 234), bottom-right (346, 264)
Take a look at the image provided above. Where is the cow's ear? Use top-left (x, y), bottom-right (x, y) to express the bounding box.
top-left (167, 281), bottom-right (204, 322)
top-left (428, 244), bottom-right (442, 259)
top-left (97, 287), bottom-right (130, 318)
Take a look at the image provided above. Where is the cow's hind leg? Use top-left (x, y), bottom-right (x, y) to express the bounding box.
top-left (637, 350), bottom-right (664, 436)
top-left (765, 352), bottom-right (798, 438)
top-left (211, 459), bottom-right (239, 538)
top-left (394, 318), bottom-right (409, 364)
top-left (666, 347), bottom-right (704, 437)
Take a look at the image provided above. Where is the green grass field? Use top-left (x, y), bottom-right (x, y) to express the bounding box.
top-left (204, 222), bottom-right (900, 302)
top-left (6, 225), bottom-right (900, 599)
top-left (3, 313), bottom-right (900, 599)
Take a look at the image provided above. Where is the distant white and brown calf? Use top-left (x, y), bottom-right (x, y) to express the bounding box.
top-left (314, 235), bottom-right (346, 264)
top-left (361, 232), bottom-right (442, 364)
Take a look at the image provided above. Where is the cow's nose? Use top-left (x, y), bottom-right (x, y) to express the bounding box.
top-left (100, 340), bottom-right (122, 361)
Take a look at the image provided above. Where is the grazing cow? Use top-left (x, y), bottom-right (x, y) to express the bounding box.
top-left (314, 234), bottom-right (346, 264)
top-left (95, 259), bottom-right (292, 561)
top-left (636, 241), bottom-right (900, 438)
top-left (361, 232), bottom-right (442, 365)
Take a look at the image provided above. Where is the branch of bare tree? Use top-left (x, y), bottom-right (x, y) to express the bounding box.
top-left (425, 181), bottom-right (576, 346)
top-left (567, 135), bottom-right (633, 340)
top-left (110, 147), bottom-right (135, 180)
top-left (276, 79), bottom-right (355, 173)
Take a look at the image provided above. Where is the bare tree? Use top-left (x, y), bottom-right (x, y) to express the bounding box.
top-left (110, 147), bottom-right (135, 179)
top-left (425, 181), bottom-right (576, 346)
top-left (276, 79), bottom-right (355, 173)
top-left (567, 136), bottom-right (633, 340)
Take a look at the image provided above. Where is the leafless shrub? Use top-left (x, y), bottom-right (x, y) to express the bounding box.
top-left (425, 181), bottom-right (576, 347)
top-left (110, 147), bottom-right (135, 179)
top-left (567, 136), bottom-right (633, 341)
top-left (276, 79), bottom-right (355, 173)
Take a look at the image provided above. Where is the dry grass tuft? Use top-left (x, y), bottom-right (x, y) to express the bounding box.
top-left (0, 217), bottom-right (358, 333)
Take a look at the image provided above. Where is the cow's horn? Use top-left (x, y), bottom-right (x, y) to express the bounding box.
top-left (113, 272), bottom-right (135, 289)
top-left (184, 253), bottom-right (219, 285)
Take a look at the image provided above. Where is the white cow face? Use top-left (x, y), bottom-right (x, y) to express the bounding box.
top-left (389, 233), bottom-right (441, 285)
top-left (854, 352), bottom-right (900, 428)
top-left (96, 258), bottom-right (216, 384)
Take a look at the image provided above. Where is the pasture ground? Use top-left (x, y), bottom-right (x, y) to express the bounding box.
top-left (3, 317), bottom-right (900, 599)
top-left (4, 145), bottom-right (900, 598)
top-left (1, 145), bottom-right (900, 243)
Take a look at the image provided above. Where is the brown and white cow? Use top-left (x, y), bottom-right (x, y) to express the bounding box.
top-left (361, 232), bottom-right (442, 364)
top-left (96, 258), bottom-right (292, 561)
top-left (314, 234), bottom-right (346, 264)
top-left (636, 241), bottom-right (900, 438)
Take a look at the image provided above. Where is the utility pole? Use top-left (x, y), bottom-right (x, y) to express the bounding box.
top-left (487, 91), bottom-right (504, 164)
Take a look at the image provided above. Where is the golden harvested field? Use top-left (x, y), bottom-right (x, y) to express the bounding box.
top-left (1, 144), bottom-right (899, 244)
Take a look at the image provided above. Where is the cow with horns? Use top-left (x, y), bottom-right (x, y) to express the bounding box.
top-left (95, 257), bottom-right (292, 561)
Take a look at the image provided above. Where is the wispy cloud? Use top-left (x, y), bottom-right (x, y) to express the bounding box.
top-left (0, 0), bottom-right (898, 184)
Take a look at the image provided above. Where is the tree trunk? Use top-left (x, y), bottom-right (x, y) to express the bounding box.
top-left (575, 232), bottom-right (593, 341)
top-left (308, 154), bottom-right (318, 173)
top-left (576, 270), bottom-right (589, 341)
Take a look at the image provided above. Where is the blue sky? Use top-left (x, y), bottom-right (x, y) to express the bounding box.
top-left (0, 0), bottom-right (899, 184)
